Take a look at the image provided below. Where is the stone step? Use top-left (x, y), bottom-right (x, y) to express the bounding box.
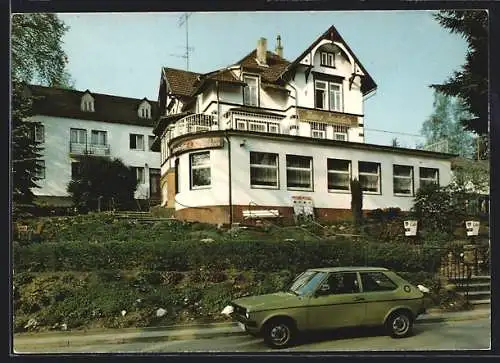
top-left (470, 299), bottom-right (491, 306)
top-left (458, 291), bottom-right (491, 299)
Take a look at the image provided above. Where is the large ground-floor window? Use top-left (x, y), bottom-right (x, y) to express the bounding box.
top-left (250, 152), bottom-right (279, 188)
top-left (286, 155), bottom-right (313, 191)
top-left (190, 151), bottom-right (211, 189)
top-left (359, 161), bottom-right (381, 194)
top-left (393, 164), bottom-right (414, 196)
top-left (327, 158), bottom-right (351, 192)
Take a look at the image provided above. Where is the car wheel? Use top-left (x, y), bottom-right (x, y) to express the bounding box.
top-left (263, 318), bottom-right (295, 349)
top-left (386, 310), bottom-right (413, 338)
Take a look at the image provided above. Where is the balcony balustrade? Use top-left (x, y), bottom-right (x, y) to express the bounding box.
top-left (69, 142), bottom-right (110, 156)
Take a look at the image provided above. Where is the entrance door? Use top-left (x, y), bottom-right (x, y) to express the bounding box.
top-left (149, 168), bottom-right (161, 200)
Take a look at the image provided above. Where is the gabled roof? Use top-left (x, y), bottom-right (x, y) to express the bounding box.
top-left (280, 25), bottom-right (377, 95)
top-left (27, 84), bottom-right (158, 127)
top-left (235, 49), bottom-right (290, 83)
top-left (160, 24), bottom-right (376, 101)
top-left (162, 67), bottom-right (202, 97)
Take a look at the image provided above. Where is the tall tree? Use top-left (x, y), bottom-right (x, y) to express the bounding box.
top-left (11, 14), bottom-right (73, 216)
top-left (11, 13), bottom-right (73, 87)
top-left (421, 91), bottom-right (475, 158)
top-left (430, 10), bottom-right (488, 136)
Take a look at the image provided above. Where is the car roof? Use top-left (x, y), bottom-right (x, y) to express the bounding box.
top-left (308, 266), bottom-right (389, 273)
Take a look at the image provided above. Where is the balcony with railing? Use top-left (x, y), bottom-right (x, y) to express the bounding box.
top-left (69, 142), bottom-right (111, 156)
top-left (168, 113), bottom-right (218, 140)
top-left (223, 109), bottom-right (285, 134)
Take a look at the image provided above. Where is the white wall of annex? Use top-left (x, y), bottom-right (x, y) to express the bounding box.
top-left (29, 115), bottom-right (160, 199)
top-left (173, 134), bottom-right (451, 212)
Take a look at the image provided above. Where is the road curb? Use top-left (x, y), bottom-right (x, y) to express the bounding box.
top-left (15, 310), bottom-right (490, 351)
top-left (14, 328), bottom-right (248, 351)
top-left (416, 312), bottom-right (490, 325)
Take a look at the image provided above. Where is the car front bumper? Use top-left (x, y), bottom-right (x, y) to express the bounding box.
top-left (231, 313), bottom-right (260, 334)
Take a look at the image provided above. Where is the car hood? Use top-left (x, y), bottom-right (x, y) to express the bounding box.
top-left (232, 291), bottom-right (304, 312)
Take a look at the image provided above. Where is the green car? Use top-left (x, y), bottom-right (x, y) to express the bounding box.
top-left (229, 267), bottom-right (426, 348)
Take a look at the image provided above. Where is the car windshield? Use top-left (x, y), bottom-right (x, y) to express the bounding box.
top-left (288, 271), bottom-right (328, 296)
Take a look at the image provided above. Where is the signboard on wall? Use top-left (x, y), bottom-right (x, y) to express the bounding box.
top-left (171, 137), bottom-right (224, 155)
top-left (297, 107), bottom-right (358, 126)
top-left (292, 196), bottom-right (314, 217)
top-left (404, 220), bottom-right (418, 236)
top-left (465, 221), bottom-right (480, 236)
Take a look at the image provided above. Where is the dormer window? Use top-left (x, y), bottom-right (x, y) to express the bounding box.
top-left (80, 92), bottom-right (95, 112)
top-left (243, 75), bottom-right (259, 107)
top-left (138, 101), bottom-right (152, 119)
top-left (320, 51), bottom-right (335, 68)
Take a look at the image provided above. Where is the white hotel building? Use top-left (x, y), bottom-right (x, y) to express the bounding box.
top-left (25, 85), bottom-right (162, 207)
top-left (150, 25), bottom-right (454, 225)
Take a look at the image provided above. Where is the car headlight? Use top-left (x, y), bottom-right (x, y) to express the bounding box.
top-left (245, 311), bottom-right (250, 319)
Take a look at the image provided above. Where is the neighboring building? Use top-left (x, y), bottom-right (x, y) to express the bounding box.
top-left (25, 85), bottom-right (161, 207)
top-left (151, 25), bottom-right (455, 225)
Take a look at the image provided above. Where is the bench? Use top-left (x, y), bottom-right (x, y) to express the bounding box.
top-left (242, 209), bottom-right (280, 219)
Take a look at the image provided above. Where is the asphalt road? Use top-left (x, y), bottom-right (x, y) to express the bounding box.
top-left (14, 318), bottom-right (490, 353)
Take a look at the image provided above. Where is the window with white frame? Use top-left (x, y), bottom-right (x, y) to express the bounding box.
top-left (310, 122), bottom-right (326, 139)
top-left (132, 167), bottom-right (145, 184)
top-left (315, 81), bottom-right (328, 110)
top-left (81, 94), bottom-right (94, 112)
top-left (329, 83), bottom-right (342, 112)
top-left (320, 51), bottom-right (335, 67)
top-left (286, 155), bottom-right (313, 190)
top-left (419, 167), bottom-right (439, 188)
top-left (35, 160), bottom-right (46, 179)
top-left (148, 135), bottom-right (155, 151)
top-left (248, 121), bottom-right (267, 133)
top-left (91, 130), bottom-right (107, 145)
top-left (315, 80), bottom-right (343, 112)
top-left (268, 123), bottom-right (280, 133)
top-left (236, 119), bottom-right (247, 130)
top-left (359, 161), bottom-right (381, 193)
top-left (243, 75), bottom-right (259, 106)
top-left (333, 124), bottom-right (348, 141)
top-left (393, 165), bottom-right (414, 196)
top-left (70, 128), bottom-right (87, 144)
top-left (250, 152), bottom-right (279, 188)
top-left (190, 151), bottom-right (211, 189)
top-left (34, 124), bottom-right (45, 143)
top-left (130, 134), bottom-right (144, 150)
top-left (328, 159), bottom-right (351, 192)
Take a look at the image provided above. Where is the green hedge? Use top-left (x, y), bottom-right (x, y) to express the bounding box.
top-left (13, 238), bottom-right (445, 273)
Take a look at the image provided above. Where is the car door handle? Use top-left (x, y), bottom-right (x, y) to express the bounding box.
top-left (354, 297), bottom-right (365, 301)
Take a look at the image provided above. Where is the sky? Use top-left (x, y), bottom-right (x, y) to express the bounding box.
top-left (57, 11), bottom-right (469, 148)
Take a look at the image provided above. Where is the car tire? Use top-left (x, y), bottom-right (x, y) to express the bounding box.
top-left (386, 310), bottom-right (413, 338)
top-left (262, 318), bottom-right (295, 349)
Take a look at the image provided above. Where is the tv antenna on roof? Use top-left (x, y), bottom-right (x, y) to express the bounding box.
top-left (168, 12), bottom-right (194, 71)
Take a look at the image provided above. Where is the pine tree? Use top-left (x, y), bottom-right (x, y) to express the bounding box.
top-left (430, 10), bottom-right (488, 136)
top-left (350, 178), bottom-right (363, 229)
top-left (11, 83), bottom-right (44, 217)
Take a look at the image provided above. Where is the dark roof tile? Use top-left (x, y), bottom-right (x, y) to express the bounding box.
top-left (28, 85), bottom-right (158, 127)
top-left (162, 67), bottom-right (202, 97)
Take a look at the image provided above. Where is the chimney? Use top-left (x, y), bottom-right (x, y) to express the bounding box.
top-left (275, 35), bottom-right (283, 58)
top-left (256, 37), bottom-right (267, 65)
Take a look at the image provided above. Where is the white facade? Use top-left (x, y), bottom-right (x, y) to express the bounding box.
top-left (172, 133), bottom-right (451, 216)
top-left (153, 25), bottom-right (454, 223)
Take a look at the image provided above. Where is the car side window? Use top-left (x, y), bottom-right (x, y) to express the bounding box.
top-left (360, 272), bottom-right (398, 292)
top-left (323, 272), bottom-right (360, 295)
